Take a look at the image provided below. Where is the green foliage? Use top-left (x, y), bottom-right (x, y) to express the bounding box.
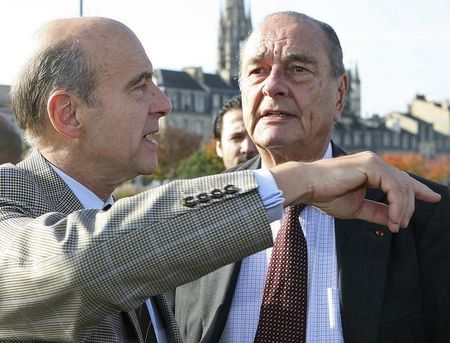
top-left (152, 127), bottom-right (202, 180)
top-left (175, 148), bottom-right (224, 179)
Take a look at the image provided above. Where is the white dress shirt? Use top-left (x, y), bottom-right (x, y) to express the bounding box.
top-left (220, 143), bottom-right (345, 343)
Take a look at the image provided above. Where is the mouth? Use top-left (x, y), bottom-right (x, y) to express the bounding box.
top-left (260, 110), bottom-right (292, 118)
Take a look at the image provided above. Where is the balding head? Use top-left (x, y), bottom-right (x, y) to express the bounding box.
top-left (0, 112), bottom-right (22, 164)
top-left (10, 17), bottom-right (140, 145)
top-left (37, 17), bottom-right (139, 58)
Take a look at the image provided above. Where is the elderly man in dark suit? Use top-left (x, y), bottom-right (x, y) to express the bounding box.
top-left (170, 12), bottom-right (450, 343)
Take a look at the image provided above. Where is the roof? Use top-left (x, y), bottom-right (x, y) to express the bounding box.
top-left (203, 73), bottom-right (235, 90)
top-left (155, 69), bottom-right (204, 91)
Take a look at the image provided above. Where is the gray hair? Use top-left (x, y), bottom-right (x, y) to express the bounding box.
top-left (10, 38), bottom-right (97, 144)
top-left (240, 11), bottom-right (345, 80)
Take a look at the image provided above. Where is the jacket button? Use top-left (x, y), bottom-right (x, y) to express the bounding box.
top-left (211, 189), bottom-right (224, 198)
top-left (224, 184), bottom-right (239, 194)
top-left (375, 229), bottom-right (384, 237)
top-left (183, 196), bottom-right (197, 207)
top-left (197, 193), bottom-right (210, 203)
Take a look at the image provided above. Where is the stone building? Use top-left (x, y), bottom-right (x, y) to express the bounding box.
top-left (155, 67), bottom-right (238, 141)
top-left (334, 94), bottom-right (450, 157)
top-left (154, 0), bottom-right (252, 141)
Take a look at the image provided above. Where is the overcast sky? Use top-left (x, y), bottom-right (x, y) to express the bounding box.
top-left (1, 0), bottom-right (449, 116)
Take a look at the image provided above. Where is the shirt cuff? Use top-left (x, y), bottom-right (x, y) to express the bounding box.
top-left (253, 168), bottom-right (284, 223)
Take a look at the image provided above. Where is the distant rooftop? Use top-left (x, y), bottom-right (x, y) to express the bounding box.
top-left (156, 69), bottom-right (204, 91)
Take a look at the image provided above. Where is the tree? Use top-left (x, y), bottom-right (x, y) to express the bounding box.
top-left (381, 153), bottom-right (425, 175)
top-left (153, 127), bottom-right (202, 180)
top-left (175, 140), bottom-right (224, 179)
top-left (422, 155), bottom-right (450, 184)
top-left (381, 152), bottom-right (450, 185)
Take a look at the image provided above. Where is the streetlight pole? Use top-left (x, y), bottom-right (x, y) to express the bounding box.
top-left (80, 0), bottom-right (83, 17)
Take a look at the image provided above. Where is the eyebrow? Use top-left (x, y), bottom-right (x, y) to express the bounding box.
top-left (127, 71), bottom-right (153, 89)
top-left (283, 53), bottom-right (318, 66)
top-left (245, 52), bottom-right (318, 67)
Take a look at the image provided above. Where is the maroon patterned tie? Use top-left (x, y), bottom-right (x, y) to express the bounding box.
top-left (254, 204), bottom-right (308, 343)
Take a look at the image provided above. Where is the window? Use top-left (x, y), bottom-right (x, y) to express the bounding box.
top-left (402, 134), bottom-right (409, 149)
top-left (393, 133), bottom-right (400, 147)
top-left (364, 133), bottom-right (372, 147)
top-left (383, 133), bottom-right (390, 147)
top-left (194, 93), bottom-right (205, 113)
top-left (168, 91), bottom-right (178, 111)
top-left (181, 92), bottom-right (192, 112)
top-left (212, 94), bottom-right (221, 109)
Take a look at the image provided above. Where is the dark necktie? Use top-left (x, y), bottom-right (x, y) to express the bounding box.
top-left (135, 302), bottom-right (157, 343)
top-left (254, 204), bottom-right (308, 343)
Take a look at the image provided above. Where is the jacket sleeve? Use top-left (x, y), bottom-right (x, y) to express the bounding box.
top-left (414, 180), bottom-right (450, 342)
top-left (0, 166), bottom-right (272, 341)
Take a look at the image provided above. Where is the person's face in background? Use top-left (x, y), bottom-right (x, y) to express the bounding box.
top-left (216, 108), bottom-right (257, 169)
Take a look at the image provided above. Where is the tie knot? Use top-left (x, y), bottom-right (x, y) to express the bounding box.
top-left (285, 204), bottom-right (306, 218)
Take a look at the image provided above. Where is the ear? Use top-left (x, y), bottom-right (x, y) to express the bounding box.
top-left (47, 90), bottom-right (82, 139)
top-left (216, 140), bottom-right (224, 159)
top-left (334, 73), bottom-right (349, 122)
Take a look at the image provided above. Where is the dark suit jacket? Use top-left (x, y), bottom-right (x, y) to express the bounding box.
top-left (169, 146), bottom-right (450, 343)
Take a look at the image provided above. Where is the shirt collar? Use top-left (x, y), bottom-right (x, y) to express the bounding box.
top-left (50, 164), bottom-right (114, 209)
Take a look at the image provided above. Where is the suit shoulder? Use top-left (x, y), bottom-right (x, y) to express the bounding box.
top-left (225, 155), bottom-right (261, 173)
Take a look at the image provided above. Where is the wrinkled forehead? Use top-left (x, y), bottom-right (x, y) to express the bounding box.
top-left (242, 18), bottom-right (327, 64)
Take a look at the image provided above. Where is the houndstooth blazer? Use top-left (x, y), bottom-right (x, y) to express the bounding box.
top-left (0, 150), bottom-right (273, 342)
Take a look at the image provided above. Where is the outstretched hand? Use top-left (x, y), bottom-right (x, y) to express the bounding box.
top-left (270, 152), bottom-right (441, 232)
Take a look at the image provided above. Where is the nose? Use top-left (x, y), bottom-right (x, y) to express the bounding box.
top-left (261, 66), bottom-right (289, 98)
top-left (241, 136), bottom-right (257, 156)
top-left (151, 85), bottom-right (172, 118)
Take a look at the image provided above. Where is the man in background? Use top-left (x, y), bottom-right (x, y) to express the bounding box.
top-left (171, 11), bottom-right (450, 343)
top-left (0, 112), bottom-right (22, 164)
top-left (213, 95), bottom-right (257, 169)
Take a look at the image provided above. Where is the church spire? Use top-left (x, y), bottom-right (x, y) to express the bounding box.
top-left (217, 0), bottom-right (252, 86)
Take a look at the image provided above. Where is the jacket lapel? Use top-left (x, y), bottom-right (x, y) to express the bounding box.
top-left (332, 144), bottom-right (392, 342)
top-left (19, 150), bottom-right (84, 213)
top-left (200, 263), bottom-right (243, 343)
top-left (153, 295), bottom-right (183, 343)
top-left (335, 212), bottom-right (392, 342)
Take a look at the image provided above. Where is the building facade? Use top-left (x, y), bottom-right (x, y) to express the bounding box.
top-left (1, 1), bottom-right (449, 157)
top-left (154, 0), bottom-right (249, 141)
